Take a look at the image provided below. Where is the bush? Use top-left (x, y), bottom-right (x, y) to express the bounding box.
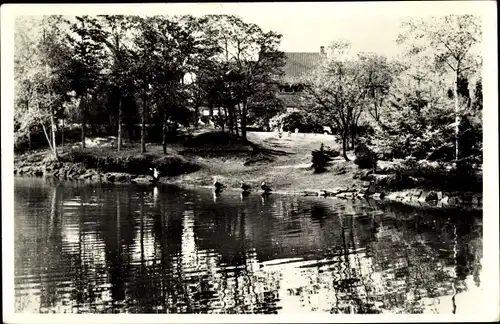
top-left (321, 144), bottom-right (340, 158)
top-left (184, 131), bottom-right (248, 147)
top-left (354, 141), bottom-right (377, 170)
top-left (269, 111), bottom-right (323, 133)
top-left (61, 149), bottom-right (154, 173)
top-left (200, 116), bottom-right (211, 124)
top-left (376, 172), bottom-right (415, 190)
top-left (61, 149), bottom-right (200, 177)
top-left (311, 143), bottom-right (334, 173)
top-left (154, 155), bottom-right (200, 176)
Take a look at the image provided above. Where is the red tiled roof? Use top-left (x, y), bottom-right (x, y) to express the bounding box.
top-left (283, 52), bottom-right (325, 83)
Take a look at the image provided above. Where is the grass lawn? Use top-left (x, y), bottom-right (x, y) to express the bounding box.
top-left (166, 131), bottom-right (361, 193)
top-left (15, 130), bottom-right (363, 193)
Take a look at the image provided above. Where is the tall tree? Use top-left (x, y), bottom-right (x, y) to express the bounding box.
top-left (99, 15), bottom-right (134, 152)
top-left (66, 15), bottom-right (107, 149)
top-left (150, 15), bottom-right (204, 154)
top-left (14, 15), bottom-right (71, 159)
top-left (357, 53), bottom-right (398, 123)
top-left (130, 16), bottom-right (157, 153)
top-left (201, 15), bottom-right (286, 140)
top-left (302, 41), bottom-right (368, 161)
top-left (397, 14), bottom-right (482, 161)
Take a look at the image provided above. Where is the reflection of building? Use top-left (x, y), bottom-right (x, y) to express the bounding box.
top-left (278, 47), bottom-right (327, 113)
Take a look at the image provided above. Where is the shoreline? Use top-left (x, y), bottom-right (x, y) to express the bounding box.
top-left (14, 155), bottom-right (482, 210)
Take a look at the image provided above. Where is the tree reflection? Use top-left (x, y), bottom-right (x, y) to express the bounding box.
top-left (14, 180), bottom-right (483, 315)
top-left (364, 205), bottom-right (482, 314)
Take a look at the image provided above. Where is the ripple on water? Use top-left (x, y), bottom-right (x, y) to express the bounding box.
top-left (13, 178), bottom-right (483, 314)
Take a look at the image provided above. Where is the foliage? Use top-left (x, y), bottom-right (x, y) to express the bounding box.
top-left (363, 46), bottom-right (482, 163)
top-left (311, 143), bottom-right (334, 173)
top-left (310, 143), bottom-right (339, 173)
top-left (14, 14), bottom-right (286, 155)
top-left (354, 139), bottom-right (377, 170)
top-left (14, 15), bottom-right (72, 158)
top-left (268, 111), bottom-right (321, 132)
top-left (356, 52), bottom-right (400, 122)
top-left (184, 131), bottom-right (249, 148)
top-left (397, 14), bottom-right (482, 161)
top-left (197, 15), bottom-right (286, 139)
top-left (14, 13), bottom-right (483, 179)
top-left (61, 148), bottom-right (198, 176)
top-left (301, 41), bottom-right (368, 161)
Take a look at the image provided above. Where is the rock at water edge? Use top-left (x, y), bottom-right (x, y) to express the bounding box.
top-left (425, 191), bottom-right (438, 202)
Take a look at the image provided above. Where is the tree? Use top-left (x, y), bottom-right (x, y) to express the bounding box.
top-left (245, 82), bottom-right (285, 130)
top-left (150, 15), bottom-right (205, 154)
top-left (99, 15), bottom-right (135, 152)
top-left (302, 41), bottom-right (368, 161)
top-left (200, 15), bottom-right (286, 140)
top-left (471, 77), bottom-right (482, 110)
top-left (66, 15), bottom-right (108, 149)
top-left (357, 53), bottom-right (399, 123)
top-left (130, 16), bottom-right (157, 153)
top-left (368, 67), bottom-right (456, 160)
top-left (397, 14), bottom-right (482, 161)
top-left (14, 15), bottom-right (71, 159)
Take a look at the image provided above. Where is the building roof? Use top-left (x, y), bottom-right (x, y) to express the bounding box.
top-left (283, 52), bottom-right (325, 83)
top-left (278, 92), bottom-right (306, 108)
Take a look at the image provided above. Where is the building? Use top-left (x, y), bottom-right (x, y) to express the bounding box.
top-left (278, 46), bottom-right (327, 113)
top-left (199, 46), bottom-right (327, 126)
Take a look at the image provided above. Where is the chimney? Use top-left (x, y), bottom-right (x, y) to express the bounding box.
top-left (320, 46), bottom-right (325, 55)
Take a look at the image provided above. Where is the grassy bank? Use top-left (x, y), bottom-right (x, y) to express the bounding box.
top-left (168, 131), bottom-right (361, 192)
top-left (14, 131), bottom-right (359, 189)
top-left (14, 130), bottom-right (482, 207)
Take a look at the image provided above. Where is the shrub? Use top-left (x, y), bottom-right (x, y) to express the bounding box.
top-left (269, 111), bottom-right (323, 133)
top-left (311, 143), bottom-right (333, 173)
top-left (61, 148), bottom-right (200, 177)
top-left (354, 141), bottom-right (377, 170)
top-left (184, 131), bottom-right (248, 147)
top-left (200, 116), bottom-right (211, 124)
top-left (154, 155), bottom-right (200, 176)
top-left (61, 149), bottom-right (154, 173)
top-left (376, 172), bottom-right (414, 190)
top-left (323, 145), bottom-right (341, 158)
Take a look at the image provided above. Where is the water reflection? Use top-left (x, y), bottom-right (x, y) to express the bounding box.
top-left (14, 177), bottom-right (483, 314)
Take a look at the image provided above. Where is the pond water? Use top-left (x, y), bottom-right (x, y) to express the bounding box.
top-left (13, 177), bottom-right (483, 314)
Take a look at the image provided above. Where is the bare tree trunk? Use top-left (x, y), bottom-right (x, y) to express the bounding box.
top-left (141, 91), bottom-right (147, 154)
top-left (351, 125), bottom-right (356, 152)
top-left (26, 101), bottom-right (32, 151)
top-left (194, 105), bottom-right (199, 127)
top-left (234, 113), bottom-right (239, 136)
top-left (81, 118), bottom-right (85, 149)
top-left (61, 118), bottom-right (65, 153)
top-left (162, 101), bottom-right (168, 155)
top-left (227, 106), bottom-right (234, 134)
top-left (81, 97), bottom-right (86, 149)
top-left (218, 107), bottom-right (224, 132)
top-left (240, 101), bottom-right (247, 141)
top-left (117, 97), bottom-right (122, 152)
top-left (50, 112), bottom-right (57, 159)
top-left (342, 130), bottom-right (350, 161)
top-left (236, 103), bottom-right (243, 137)
top-left (454, 74), bottom-right (460, 161)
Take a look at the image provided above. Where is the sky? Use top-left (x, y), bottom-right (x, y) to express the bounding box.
top-left (6, 2), bottom-right (492, 57)
top-left (192, 3), bottom-right (405, 56)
